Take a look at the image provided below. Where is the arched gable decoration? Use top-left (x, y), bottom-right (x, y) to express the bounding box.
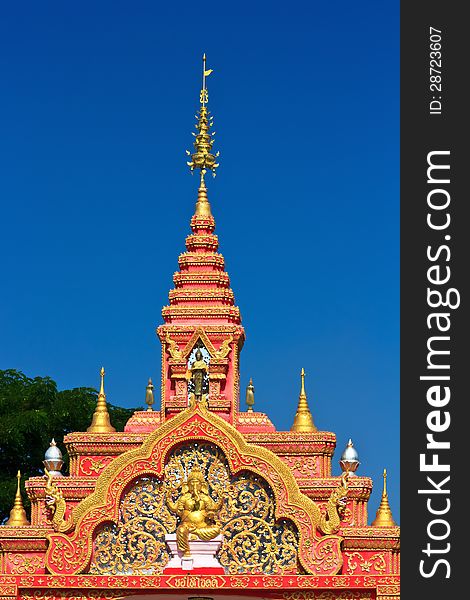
top-left (182, 327), bottom-right (218, 359)
top-left (45, 403), bottom-right (344, 576)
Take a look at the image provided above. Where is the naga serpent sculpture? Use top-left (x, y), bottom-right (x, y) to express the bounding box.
top-left (315, 471), bottom-right (349, 535)
top-left (44, 468), bottom-right (74, 533)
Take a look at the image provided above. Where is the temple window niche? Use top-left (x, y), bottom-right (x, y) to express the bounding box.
top-left (187, 343), bottom-right (210, 405)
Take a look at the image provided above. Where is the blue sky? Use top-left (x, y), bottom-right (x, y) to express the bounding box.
top-left (0, 1), bottom-right (399, 521)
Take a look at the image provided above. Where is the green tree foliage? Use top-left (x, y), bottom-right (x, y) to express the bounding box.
top-left (0, 369), bottom-right (140, 524)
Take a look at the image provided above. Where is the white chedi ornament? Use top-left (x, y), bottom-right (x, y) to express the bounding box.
top-left (339, 438), bottom-right (360, 475)
top-left (43, 438), bottom-right (64, 476)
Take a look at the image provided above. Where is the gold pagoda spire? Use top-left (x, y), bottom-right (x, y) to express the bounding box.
top-left (194, 175), bottom-right (212, 217)
top-left (291, 368), bottom-right (317, 433)
top-left (371, 469), bottom-right (397, 527)
top-left (87, 367), bottom-right (116, 433)
top-left (5, 470), bottom-right (30, 526)
top-left (186, 53), bottom-right (220, 187)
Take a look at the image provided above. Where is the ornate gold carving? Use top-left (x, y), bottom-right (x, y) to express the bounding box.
top-left (7, 554), bottom-right (42, 575)
top-left (218, 475), bottom-right (298, 574)
top-left (46, 403), bottom-right (344, 575)
top-left (363, 575), bottom-right (399, 587)
top-left (167, 443), bottom-right (298, 574)
top-left (284, 594), bottom-right (373, 600)
top-left (346, 552), bottom-right (386, 575)
top-left (377, 585), bottom-right (400, 596)
top-left (90, 477), bottom-right (175, 575)
top-left (20, 593), bottom-right (133, 600)
top-left (165, 333), bottom-right (183, 360)
top-left (90, 442), bottom-right (298, 575)
top-left (282, 456), bottom-right (319, 477)
top-left (162, 306), bottom-right (241, 318)
top-left (214, 337), bottom-right (232, 359)
top-left (80, 458), bottom-right (108, 476)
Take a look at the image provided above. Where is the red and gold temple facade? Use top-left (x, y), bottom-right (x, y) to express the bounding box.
top-left (0, 57), bottom-right (400, 600)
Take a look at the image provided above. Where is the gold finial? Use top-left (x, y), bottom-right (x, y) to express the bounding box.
top-left (371, 469), bottom-right (397, 527)
top-left (291, 368), bottom-right (317, 433)
top-left (87, 367), bottom-right (116, 433)
top-left (245, 378), bottom-right (255, 412)
top-left (300, 367), bottom-right (306, 396)
top-left (186, 54), bottom-right (219, 184)
top-left (194, 173), bottom-right (212, 217)
top-left (5, 470), bottom-right (30, 526)
top-left (145, 377), bottom-right (154, 411)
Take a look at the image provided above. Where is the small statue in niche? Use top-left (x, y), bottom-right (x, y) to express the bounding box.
top-left (166, 464), bottom-right (223, 556)
top-left (186, 348), bottom-right (209, 405)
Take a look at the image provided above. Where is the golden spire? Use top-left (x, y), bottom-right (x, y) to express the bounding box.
top-left (145, 377), bottom-right (154, 411)
top-left (291, 368), bottom-right (317, 433)
top-left (245, 378), bottom-right (255, 412)
top-left (5, 470), bottom-right (30, 526)
top-left (186, 53), bottom-right (220, 186)
top-left (194, 174), bottom-right (212, 217)
top-left (371, 469), bottom-right (397, 527)
top-left (87, 367), bottom-right (116, 433)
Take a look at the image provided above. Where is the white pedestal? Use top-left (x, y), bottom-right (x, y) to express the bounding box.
top-left (164, 534), bottom-right (223, 571)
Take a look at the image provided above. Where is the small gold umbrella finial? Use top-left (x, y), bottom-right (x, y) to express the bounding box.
top-left (371, 469), bottom-right (397, 527)
top-left (291, 369), bottom-right (317, 433)
top-left (5, 470), bottom-right (30, 526)
top-left (87, 367), bottom-right (116, 433)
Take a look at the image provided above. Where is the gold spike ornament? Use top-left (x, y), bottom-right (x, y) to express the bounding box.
top-left (5, 470), bottom-right (30, 526)
top-left (245, 378), bottom-right (255, 412)
top-left (371, 469), bottom-right (397, 527)
top-left (87, 367), bottom-right (116, 433)
top-left (291, 368), bottom-right (317, 433)
top-left (145, 377), bottom-right (155, 411)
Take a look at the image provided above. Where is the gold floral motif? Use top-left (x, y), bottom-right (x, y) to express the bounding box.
top-left (80, 459), bottom-right (109, 476)
top-left (283, 456), bottom-right (319, 477)
top-left (346, 553), bottom-right (386, 575)
top-left (376, 585), bottom-right (400, 596)
top-left (20, 592), bottom-right (133, 600)
top-left (0, 581), bottom-right (17, 598)
top-left (228, 576), bottom-right (250, 587)
top-left (7, 554), bottom-right (42, 575)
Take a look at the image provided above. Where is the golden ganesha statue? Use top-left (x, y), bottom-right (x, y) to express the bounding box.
top-left (166, 464), bottom-right (223, 556)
